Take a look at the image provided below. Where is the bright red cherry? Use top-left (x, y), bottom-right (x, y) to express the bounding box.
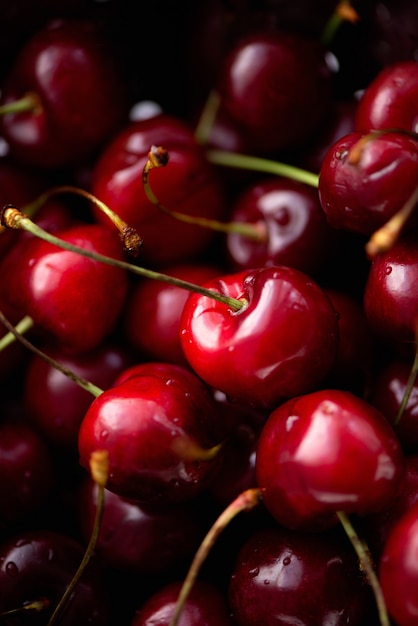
top-left (256, 389), bottom-right (404, 530)
top-left (180, 265), bottom-right (339, 410)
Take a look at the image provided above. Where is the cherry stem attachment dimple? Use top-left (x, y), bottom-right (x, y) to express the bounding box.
top-left (0, 205), bottom-right (245, 311)
top-left (336, 511), bottom-right (390, 626)
top-left (169, 487), bottom-right (262, 626)
top-left (206, 149), bottom-right (319, 188)
top-left (143, 146), bottom-right (267, 242)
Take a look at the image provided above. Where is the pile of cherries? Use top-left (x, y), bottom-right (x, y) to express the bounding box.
top-left (0, 1), bottom-right (417, 625)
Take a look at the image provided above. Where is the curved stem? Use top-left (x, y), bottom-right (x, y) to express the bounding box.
top-left (206, 149), bottom-right (319, 188)
top-left (1, 206), bottom-right (245, 311)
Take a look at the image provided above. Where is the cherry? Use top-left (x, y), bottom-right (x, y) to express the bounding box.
top-left (228, 524), bottom-right (374, 626)
top-left (78, 362), bottom-right (225, 504)
top-left (0, 528), bottom-right (109, 625)
top-left (379, 501), bottom-right (418, 626)
top-left (318, 129), bottom-right (418, 235)
top-left (90, 114), bottom-right (226, 265)
top-left (355, 60), bottom-right (418, 134)
top-left (130, 579), bottom-right (234, 626)
top-left (225, 176), bottom-right (337, 276)
top-left (0, 222), bottom-right (130, 354)
top-left (0, 18), bottom-right (129, 169)
top-left (256, 389), bottom-right (405, 530)
top-left (215, 31), bottom-right (332, 154)
top-left (23, 342), bottom-right (133, 450)
top-left (180, 265), bottom-right (339, 410)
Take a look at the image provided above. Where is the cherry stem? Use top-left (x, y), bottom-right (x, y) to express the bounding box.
top-left (143, 146), bottom-right (267, 242)
top-left (20, 184), bottom-right (143, 257)
top-left (0, 314), bottom-right (34, 352)
top-left (206, 149), bottom-right (319, 188)
top-left (1, 205), bottom-right (245, 311)
top-left (169, 487), bottom-right (262, 626)
top-left (394, 338), bottom-right (418, 425)
top-left (46, 451), bottom-right (109, 626)
top-left (0, 598), bottom-right (50, 618)
top-left (194, 89), bottom-right (221, 145)
top-left (321, 1), bottom-right (359, 47)
top-left (0, 308), bottom-right (103, 398)
top-left (366, 182), bottom-right (418, 259)
top-left (336, 511), bottom-right (390, 626)
top-left (0, 92), bottom-right (41, 116)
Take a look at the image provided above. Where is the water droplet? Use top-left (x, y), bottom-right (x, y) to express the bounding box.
top-left (5, 561), bottom-right (18, 576)
top-left (263, 579), bottom-right (270, 585)
top-left (100, 430), bottom-right (108, 441)
top-left (166, 379), bottom-right (174, 386)
top-left (283, 557), bottom-right (291, 566)
top-left (385, 265), bottom-right (392, 275)
top-left (249, 567), bottom-right (259, 577)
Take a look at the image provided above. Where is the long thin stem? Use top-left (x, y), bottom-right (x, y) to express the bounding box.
top-left (394, 341), bottom-right (418, 424)
top-left (206, 149), bottom-right (319, 188)
top-left (0, 314), bottom-right (34, 351)
top-left (0, 92), bottom-right (41, 116)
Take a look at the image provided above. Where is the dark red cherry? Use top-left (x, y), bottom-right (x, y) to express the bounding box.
top-left (363, 231), bottom-right (418, 346)
top-left (91, 114), bottom-right (226, 265)
top-left (77, 477), bottom-right (204, 576)
top-left (0, 223), bottom-right (129, 353)
top-left (0, 18), bottom-right (129, 169)
top-left (78, 362), bottom-right (224, 504)
top-left (228, 525), bottom-right (373, 626)
top-left (355, 60), bottom-right (418, 134)
top-left (216, 31), bottom-right (332, 154)
top-left (256, 389), bottom-right (404, 530)
top-left (379, 501), bottom-right (418, 626)
top-left (23, 342), bottom-right (133, 450)
top-left (318, 130), bottom-right (418, 235)
top-left (131, 579), bottom-right (234, 626)
top-left (124, 262), bottom-right (222, 366)
top-left (0, 529), bottom-right (109, 625)
top-left (180, 265), bottom-right (339, 410)
top-left (225, 177), bottom-right (337, 276)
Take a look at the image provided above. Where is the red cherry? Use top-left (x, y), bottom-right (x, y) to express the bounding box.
top-left (0, 18), bottom-right (129, 169)
top-left (318, 130), bottom-right (418, 235)
top-left (180, 265), bottom-right (339, 410)
top-left (256, 389), bottom-right (404, 529)
top-left (379, 501), bottom-right (418, 626)
top-left (78, 362), bottom-right (224, 504)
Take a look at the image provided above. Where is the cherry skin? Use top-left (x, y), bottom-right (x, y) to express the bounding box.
top-left (0, 18), bottom-right (129, 169)
top-left (379, 501), bottom-right (418, 626)
top-left (228, 525), bottom-right (373, 626)
top-left (225, 177), bottom-right (337, 277)
top-left (355, 60), bottom-right (418, 134)
top-left (363, 230), bottom-right (418, 346)
top-left (180, 265), bottom-right (339, 410)
top-left (216, 31), bottom-right (332, 154)
top-left (91, 114), bottom-right (226, 266)
top-left (78, 362), bottom-right (225, 504)
top-left (318, 130), bottom-right (418, 235)
top-left (256, 389), bottom-right (404, 530)
top-left (0, 529), bottom-right (109, 625)
top-left (0, 222), bottom-right (130, 354)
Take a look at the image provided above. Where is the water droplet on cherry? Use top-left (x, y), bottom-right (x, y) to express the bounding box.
top-left (5, 561), bottom-right (18, 576)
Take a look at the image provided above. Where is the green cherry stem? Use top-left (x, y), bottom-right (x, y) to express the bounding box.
top-left (206, 149), bottom-right (320, 188)
top-left (336, 511), bottom-right (390, 626)
top-left (194, 89), bottom-right (221, 146)
top-left (394, 336), bottom-right (418, 425)
top-left (0, 91), bottom-right (41, 116)
top-left (0, 314), bottom-right (34, 352)
top-left (169, 488), bottom-right (263, 626)
top-left (0, 205), bottom-right (245, 311)
top-left (321, 1), bottom-right (359, 48)
top-left (143, 146), bottom-right (267, 242)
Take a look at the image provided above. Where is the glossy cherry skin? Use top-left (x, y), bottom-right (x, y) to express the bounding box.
top-left (0, 223), bottom-right (129, 354)
top-left (256, 389), bottom-right (404, 530)
top-left (379, 501), bottom-right (418, 626)
top-left (228, 525), bottom-right (373, 626)
top-left (124, 262), bottom-right (222, 366)
top-left (0, 18), bottom-right (129, 169)
top-left (91, 114), bottom-right (226, 265)
top-left (318, 130), bottom-right (418, 235)
top-left (363, 231), bottom-right (418, 346)
top-left (180, 265), bottom-right (339, 410)
top-left (78, 362), bottom-right (224, 504)
top-left (0, 529), bottom-right (109, 625)
top-left (355, 60), bottom-right (418, 134)
top-left (216, 32), bottom-right (332, 154)
top-left (23, 342), bottom-right (133, 450)
top-left (225, 177), bottom-right (337, 276)
top-left (131, 580), bottom-right (234, 626)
